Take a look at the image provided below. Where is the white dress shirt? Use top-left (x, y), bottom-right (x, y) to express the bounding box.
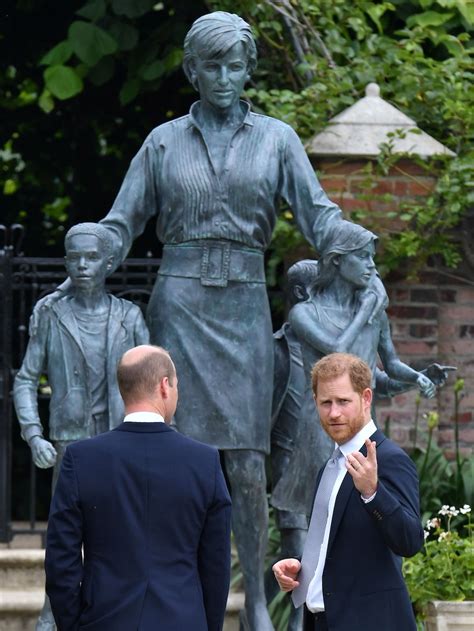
top-left (306, 420), bottom-right (377, 612)
top-left (123, 412), bottom-right (165, 423)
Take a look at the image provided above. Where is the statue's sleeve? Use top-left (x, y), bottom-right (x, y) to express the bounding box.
top-left (279, 125), bottom-right (343, 253)
top-left (13, 305), bottom-right (50, 443)
top-left (133, 305), bottom-right (150, 345)
top-left (100, 133), bottom-right (160, 271)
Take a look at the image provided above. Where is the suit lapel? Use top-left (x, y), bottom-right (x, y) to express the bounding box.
top-left (326, 428), bottom-right (387, 552)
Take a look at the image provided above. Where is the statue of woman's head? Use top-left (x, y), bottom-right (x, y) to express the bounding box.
top-left (183, 12), bottom-right (257, 91)
top-left (311, 221), bottom-right (377, 293)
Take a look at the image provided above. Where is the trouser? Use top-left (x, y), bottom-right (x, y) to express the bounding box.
top-left (304, 607), bottom-right (329, 631)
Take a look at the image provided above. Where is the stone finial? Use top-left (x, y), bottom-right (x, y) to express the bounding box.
top-left (306, 83), bottom-right (455, 158)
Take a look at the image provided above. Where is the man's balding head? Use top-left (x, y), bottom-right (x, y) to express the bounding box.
top-left (117, 345), bottom-right (176, 407)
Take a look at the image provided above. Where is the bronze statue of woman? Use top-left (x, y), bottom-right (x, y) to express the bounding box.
top-left (49, 12), bottom-right (385, 629)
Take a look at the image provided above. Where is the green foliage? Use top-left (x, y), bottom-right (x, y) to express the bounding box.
top-left (36, 0), bottom-right (188, 112)
top-left (410, 378), bottom-right (473, 519)
top-left (208, 0), bottom-right (473, 279)
top-left (403, 506), bottom-right (473, 616)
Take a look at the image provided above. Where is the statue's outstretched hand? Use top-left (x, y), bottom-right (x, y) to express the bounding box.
top-left (422, 364), bottom-right (457, 387)
top-left (30, 436), bottom-right (57, 469)
top-left (416, 374), bottom-right (436, 398)
top-left (33, 278), bottom-right (71, 312)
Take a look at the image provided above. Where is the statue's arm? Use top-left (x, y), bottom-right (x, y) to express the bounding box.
top-left (377, 313), bottom-right (435, 398)
top-left (279, 126), bottom-right (342, 253)
top-left (289, 291), bottom-right (376, 355)
top-left (100, 134), bottom-right (161, 272)
top-left (13, 306), bottom-right (49, 443)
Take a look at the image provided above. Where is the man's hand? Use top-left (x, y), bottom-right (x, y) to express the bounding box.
top-left (30, 436), bottom-right (57, 468)
top-left (346, 439), bottom-right (378, 499)
top-left (416, 373), bottom-right (436, 398)
top-left (272, 558), bottom-right (301, 592)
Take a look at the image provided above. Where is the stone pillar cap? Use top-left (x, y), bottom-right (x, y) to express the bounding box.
top-left (306, 83), bottom-right (455, 158)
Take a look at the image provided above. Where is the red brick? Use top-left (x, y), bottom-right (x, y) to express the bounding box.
top-left (405, 179), bottom-right (436, 196)
top-left (409, 324), bottom-right (437, 339)
top-left (410, 289), bottom-right (438, 303)
top-left (451, 412), bottom-right (473, 424)
top-left (319, 176), bottom-right (348, 192)
top-left (440, 289), bottom-right (456, 303)
top-left (396, 340), bottom-right (438, 354)
top-left (389, 160), bottom-right (431, 176)
top-left (388, 305), bottom-right (438, 319)
top-left (315, 159), bottom-right (369, 175)
top-left (459, 428), bottom-right (474, 443)
top-left (338, 197), bottom-right (370, 212)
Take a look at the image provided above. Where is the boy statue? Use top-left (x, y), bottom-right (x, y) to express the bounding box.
top-left (14, 222), bottom-right (149, 631)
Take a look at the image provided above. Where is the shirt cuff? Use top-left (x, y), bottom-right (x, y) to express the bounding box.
top-left (361, 491), bottom-right (377, 503)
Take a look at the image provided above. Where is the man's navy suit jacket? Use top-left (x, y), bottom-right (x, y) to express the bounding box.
top-left (45, 422), bottom-right (232, 631)
top-left (302, 429), bottom-right (423, 631)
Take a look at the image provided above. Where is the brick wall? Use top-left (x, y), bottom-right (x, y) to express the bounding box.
top-left (312, 157), bottom-right (473, 457)
top-left (382, 278), bottom-right (474, 457)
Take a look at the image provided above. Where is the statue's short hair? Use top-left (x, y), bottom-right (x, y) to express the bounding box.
top-left (65, 223), bottom-right (113, 257)
top-left (311, 352), bottom-right (372, 397)
top-left (183, 11), bottom-right (257, 89)
top-left (117, 346), bottom-right (176, 404)
top-left (287, 259), bottom-right (318, 293)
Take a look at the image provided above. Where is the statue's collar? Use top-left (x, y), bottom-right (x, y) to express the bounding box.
top-left (187, 100), bottom-right (254, 130)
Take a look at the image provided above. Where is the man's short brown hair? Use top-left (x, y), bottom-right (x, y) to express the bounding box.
top-left (117, 346), bottom-right (175, 404)
top-left (311, 353), bottom-right (372, 396)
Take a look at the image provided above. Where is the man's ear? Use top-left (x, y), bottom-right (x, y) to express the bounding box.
top-left (332, 255), bottom-right (341, 267)
top-left (159, 376), bottom-right (170, 399)
top-left (362, 387), bottom-right (373, 410)
top-left (106, 255), bottom-right (113, 271)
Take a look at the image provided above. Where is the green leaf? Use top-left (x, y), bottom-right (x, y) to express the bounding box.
top-left (38, 89), bottom-right (54, 113)
top-left (76, 0), bottom-right (106, 21)
top-left (140, 60), bottom-right (165, 81)
top-left (164, 48), bottom-right (183, 71)
top-left (407, 10), bottom-right (455, 28)
top-left (3, 179), bottom-right (18, 195)
top-left (119, 78), bottom-right (140, 105)
top-left (109, 21), bottom-right (139, 51)
top-left (88, 56), bottom-right (115, 86)
top-left (456, 0), bottom-right (474, 25)
top-left (43, 65), bottom-right (84, 100)
top-left (68, 21), bottom-right (118, 66)
top-left (111, 0), bottom-right (154, 18)
top-left (40, 41), bottom-right (73, 66)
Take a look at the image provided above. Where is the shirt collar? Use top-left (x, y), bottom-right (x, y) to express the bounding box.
top-left (186, 100), bottom-right (254, 130)
top-left (338, 419), bottom-right (377, 458)
top-left (124, 412), bottom-right (165, 423)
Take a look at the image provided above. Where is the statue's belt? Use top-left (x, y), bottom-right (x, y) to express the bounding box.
top-left (158, 242), bottom-right (266, 287)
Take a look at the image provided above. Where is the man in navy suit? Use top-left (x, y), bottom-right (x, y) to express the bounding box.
top-left (272, 352), bottom-right (423, 630)
top-left (45, 345), bottom-right (232, 631)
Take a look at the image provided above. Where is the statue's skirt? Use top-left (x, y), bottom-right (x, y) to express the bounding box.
top-left (146, 255), bottom-right (273, 453)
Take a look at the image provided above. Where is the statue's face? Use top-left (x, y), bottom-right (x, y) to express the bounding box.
top-left (192, 41), bottom-right (249, 111)
top-left (338, 242), bottom-right (375, 288)
top-left (65, 233), bottom-right (111, 292)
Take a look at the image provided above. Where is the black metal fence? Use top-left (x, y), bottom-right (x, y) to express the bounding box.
top-left (0, 224), bottom-right (161, 543)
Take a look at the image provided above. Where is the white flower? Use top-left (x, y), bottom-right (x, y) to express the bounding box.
top-left (426, 518), bottom-right (440, 530)
top-left (424, 530), bottom-right (429, 540)
top-left (438, 531), bottom-right (450, 542)
top-left (439, 505), bottom-right (450, 515)
top-left (460, 505), bottom-right (471, 515)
